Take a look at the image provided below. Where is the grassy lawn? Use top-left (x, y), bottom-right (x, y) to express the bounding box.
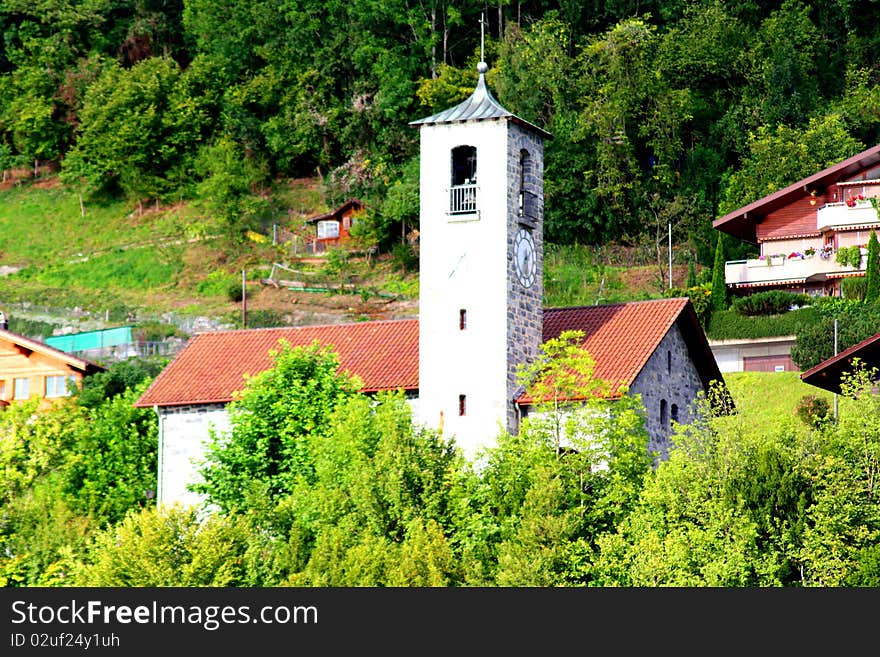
top-left (720, 371), bottom-right (834, 434)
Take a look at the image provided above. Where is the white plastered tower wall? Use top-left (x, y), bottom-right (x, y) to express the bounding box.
top-left (418, 118), bottom-right (510, 457)
top-left (414, 68), bottom-right (546, 460)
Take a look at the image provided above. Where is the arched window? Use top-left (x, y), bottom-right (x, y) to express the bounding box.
top-left (519, 149), bottom-right (536, 223)
top-left (660, 399), bottom-right (668, 432)
top-left (670, 403), bottom-right (679, 428)
top-left (450, 146), bottom-right (477, 214)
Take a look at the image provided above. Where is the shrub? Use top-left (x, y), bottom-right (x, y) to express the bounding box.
top-left (731, 290), bottom-right (811, 316)
top-left (391, 242), bottom-right (419, 273)
top-left (707, 306), bottom-right (819, 340)
top-left (227, 280), bottom-right (244, 303)
top-left (841, 276), bottom-right (867, 301)
top-left (796, 394), bottom-right (832, 429)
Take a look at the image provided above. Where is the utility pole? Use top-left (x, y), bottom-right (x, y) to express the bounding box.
top-left (833, 318), bottom-right (838, 420)
top-left (242, 268), bottom-right (247, 329)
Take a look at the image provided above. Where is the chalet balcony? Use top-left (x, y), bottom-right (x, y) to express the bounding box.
top-left (816, 200), bottom-right (879, 230)
top-left (725, 249), bottom-right (866, 288)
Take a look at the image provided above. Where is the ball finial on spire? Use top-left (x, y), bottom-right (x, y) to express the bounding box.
top-left (477, 61), bottom-right (488, 74)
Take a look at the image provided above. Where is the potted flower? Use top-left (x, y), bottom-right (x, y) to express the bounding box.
top-left (804, 247), bottom-right (816, 257)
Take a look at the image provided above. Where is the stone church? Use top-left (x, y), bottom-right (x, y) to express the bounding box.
top-left (135, 61), bottom-right (728, 508)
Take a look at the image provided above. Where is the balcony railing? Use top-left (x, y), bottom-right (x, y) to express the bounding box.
top-left (816, 200), bottom-right (879, 230)
top-left (449, 183), bottom-right (478, 215)
top-left (725, 249), bottom-right (866, 287)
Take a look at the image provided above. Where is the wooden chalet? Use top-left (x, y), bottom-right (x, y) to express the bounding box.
top-left (714, 144), bottom-right (880, 297)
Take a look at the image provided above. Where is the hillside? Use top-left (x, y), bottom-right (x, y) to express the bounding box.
top-left (0, 174), bottom-right (699, 341)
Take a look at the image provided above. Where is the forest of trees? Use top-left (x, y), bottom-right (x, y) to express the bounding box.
top-left (3, 0), bottom-right (880, 589)
top-left (2, 341), bottom-right (879, 587)
top-left (2, 1), bottom-right (880, 263)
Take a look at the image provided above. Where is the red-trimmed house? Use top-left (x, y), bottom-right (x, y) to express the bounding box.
top-left (135, 298), bottom-right (728, 508)
top-left (714, 144), bottom-right (880, 298)
top-left (305, 199), bottom-right (364, 253)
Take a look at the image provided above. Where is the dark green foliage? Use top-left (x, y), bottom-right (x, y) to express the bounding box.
top-left (666, 283), bottom-right (711, 328)
top-left (2, 1), bottom-right (879, 252)
top-left (841, 276), bottom-right (867, 301)
top-left (721, 438), bottom-right (812, 584)
top-left (864, 231), bottom-right (880, 303)
top-left (845, 544), bottom-right (880, 586)
top-left (731, 290), bottom-right (811, 316)
top-left (791, 299), bottom-right (880, 370)
top-left (76, 358), bottom-right (166, 409)
top-left (710, 234), bottom-right (728, 312)
top-left (390, 242), bottom-right (419, 274)
top-left (62, 385), bottom-right (159, 525)
top-left (707, 306), bottom-right (819, 340)
top-left (240, 309), bottom-right (288, 328)
top-left (686, 257), bottom-right (697, 289)
top-left (227, 279), bottom-right (244, 303)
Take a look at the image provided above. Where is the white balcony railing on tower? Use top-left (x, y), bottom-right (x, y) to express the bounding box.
top-left (449, 183), bottom-right (478, 214)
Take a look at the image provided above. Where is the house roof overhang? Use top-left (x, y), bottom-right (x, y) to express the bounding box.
top-left (0, 328), bottom-right (105, 375)
top-left (801, 331), bottom-right (880, 395)
top-left (305, 199), bottom-right (363, 224)
top-left (713, 144), bottom-right (880, 245)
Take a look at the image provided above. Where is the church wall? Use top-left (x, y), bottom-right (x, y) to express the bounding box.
top-left (156, 403), bottom-right (229, 509)
top-left (505, 123), bottom-right (544, 434)
top-left (630, 324), bottom-right (705, 460)
top-left (417, 118), bottom-right (512, 458)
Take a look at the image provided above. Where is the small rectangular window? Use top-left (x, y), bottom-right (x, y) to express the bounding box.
top-left (459, 309), bottom-right (467, 330)
top-left (46, 375), bottom-right (74, 398)
top-left (459, 394), bottom-right (466, 416)
top-left (317, 220), bottom-right (340, 239)
top-left (13, 377), bottom-right (30, 400)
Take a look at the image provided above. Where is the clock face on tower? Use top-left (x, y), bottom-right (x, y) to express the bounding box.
top-left (513, 227), bottom-right (537, 288)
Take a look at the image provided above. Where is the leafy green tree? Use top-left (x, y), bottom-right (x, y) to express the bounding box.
top-left (194, 340), bottom-right (359, 512)
top-left (283, 392), bottom-right (466, 586)
top-left (718, 115), bottom-right (864, 216)
top-left (75, 357), bottom-right (166, 409)
top-left (710, 233), bottom-right (728, 312)
top-left (864, 230), bottom-right (880, 304)
top-left (194, 136), bottom-right (271, 242)
top-left (61, 56), bottom-right (206, 204)
top-left (74, 506), bottom-right (252, 586)
top-left (594, 388), bottom-right (811, 586)
top-left (799, 362), bottom-right (880, 586)
top-left (62, 384), bottom-right (158, 525)
top-left (686, 256), bottom-right (697, 289)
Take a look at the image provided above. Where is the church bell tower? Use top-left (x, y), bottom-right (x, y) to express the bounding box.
top-left (410, 59), bottom-right (550, 459)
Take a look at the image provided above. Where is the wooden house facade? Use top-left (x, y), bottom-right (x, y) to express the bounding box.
top-left (714, 144), bottom-right (880, 297)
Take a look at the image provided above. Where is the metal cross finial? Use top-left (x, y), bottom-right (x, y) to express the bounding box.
top-left (480, 12), bottom-right (486, 64)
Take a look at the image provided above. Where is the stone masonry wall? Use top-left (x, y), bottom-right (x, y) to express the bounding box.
top-left (631, 323), bottom-right (705, 460)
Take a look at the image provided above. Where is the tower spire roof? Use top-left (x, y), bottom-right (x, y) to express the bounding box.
top-left (409, 55), bottom-right (550, 137)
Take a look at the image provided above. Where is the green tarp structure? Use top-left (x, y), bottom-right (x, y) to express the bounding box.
top-left (45, 326), bottom-right (133, 353)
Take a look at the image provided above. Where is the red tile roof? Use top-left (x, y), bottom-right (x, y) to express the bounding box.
top-left (134, 319), bottom-right (419, 408)
top-left (525, 298), bottom-right (695, 401)
top-left (135, 298), bottom-right (725, 409)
